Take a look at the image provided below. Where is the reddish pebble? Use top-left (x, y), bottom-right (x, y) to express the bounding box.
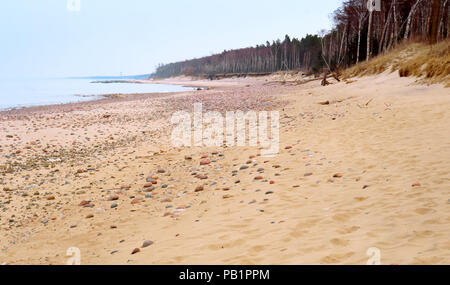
top-left (200, 159), bottom-right (211, 165)
top-left (131, 248), bottom-right (140, 254)
top-left (412, 183), bottom-right (421, 187)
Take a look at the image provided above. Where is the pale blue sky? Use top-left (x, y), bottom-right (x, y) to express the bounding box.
top-left (0, 0), bottom-right (342, 78)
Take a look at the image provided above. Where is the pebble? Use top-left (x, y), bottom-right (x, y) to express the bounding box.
top-left (265, 191), bottom-right (274, 195)
top-left (412, 183), bottom-right (421, 187)
top-left (239, 165), bottom-right (249, 170)
top-left (195, 186), bottom-right (204, 192)
top-left (143, 186), bottom-right (155, 192)
top-left (304, 173), bottom-right (313, 177)
top-left (111, 203), bottom-right (118, 208)
top-left (142, 240), bottom-right (154, 248)
top-left (223, 194), bottom-right (233, 199)
top-left (162, 184), bottom-right (168, 188)
top-left (86, 214), bottom-right (94, 219)
top-left (106, 194), bottom-right (119, 201)
top-left (254, 176), bottom-right (263, 180)
top-left (79, 200), bottom-right (90, 206)
top-left (333, 173), bottom-right (343, 178)
top-left (200, 159), bottom-right (211, 165)
top-left (131, 248), bottom-right (140, 254)
top-left (195, 174), bottom-right (208, 179)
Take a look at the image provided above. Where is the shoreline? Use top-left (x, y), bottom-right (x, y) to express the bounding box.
top-left (0, 79), bottom-right (196, 114)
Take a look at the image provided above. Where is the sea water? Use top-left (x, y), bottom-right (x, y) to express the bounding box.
top-left (0, 78), bottom-right (191, 110)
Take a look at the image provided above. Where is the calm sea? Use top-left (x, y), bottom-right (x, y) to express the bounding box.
top-left (0, 78), bottom-right (191, 110)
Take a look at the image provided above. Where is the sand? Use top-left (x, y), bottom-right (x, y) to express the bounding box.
top-left (0, 72), bottom-right (449, 265)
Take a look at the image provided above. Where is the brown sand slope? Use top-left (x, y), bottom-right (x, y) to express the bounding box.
top-left (0, 72), bottom-right (449, 265)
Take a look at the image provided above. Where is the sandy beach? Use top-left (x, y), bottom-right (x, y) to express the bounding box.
top-left (0, 72), bottom-right (449, 265)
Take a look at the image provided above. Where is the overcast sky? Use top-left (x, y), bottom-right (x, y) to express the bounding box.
top-left (0, 0), bottom-right (342, 78)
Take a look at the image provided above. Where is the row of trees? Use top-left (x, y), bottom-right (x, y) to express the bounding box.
top-left (153, 34), bottom-right (323, 78)
top-left (152, 0), bottom-right (448, 78)
top-left (322, 0), bottom-right (448, 69)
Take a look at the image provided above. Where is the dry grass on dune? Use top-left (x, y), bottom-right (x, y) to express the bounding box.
top-left (343, 40), bottom-right (450, 87)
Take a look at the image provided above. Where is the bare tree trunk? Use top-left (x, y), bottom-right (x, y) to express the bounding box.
top-left (438, 0), bottom-right (448, 39)
top-left (393, 0), bottom-right (398, 44)
top-left (357, 20), bottom-right (362, 63)
top-left (404, 0), bottom-right (423, 40)
top-left (338, 25), bottom-right (347, 66)
top-left (428, 0), bottom-right (441, 44)
top-left (443, 0), bottom-right (449, 38)
top-left (367, 10), bottom-right (373, 61)
top-left (379, 1), bottom-right (394, 53)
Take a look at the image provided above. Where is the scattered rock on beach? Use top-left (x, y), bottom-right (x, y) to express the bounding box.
top-left (142, 240), bottom-right (154, 248)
